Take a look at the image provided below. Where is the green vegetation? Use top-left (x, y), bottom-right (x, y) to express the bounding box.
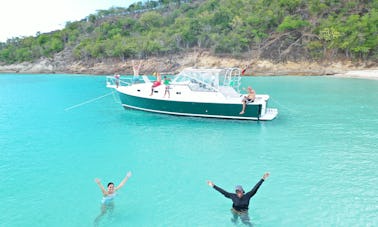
top-left (0, 0), bottom-right (377, 64)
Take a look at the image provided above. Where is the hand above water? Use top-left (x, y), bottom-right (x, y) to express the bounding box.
top-left (262, 172), bottom-right (270, 180)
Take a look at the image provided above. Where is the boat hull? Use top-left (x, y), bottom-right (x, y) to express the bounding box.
top-left (117, 91), bottom-right (263, 120)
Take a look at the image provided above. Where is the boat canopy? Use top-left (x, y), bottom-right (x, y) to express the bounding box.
top-left (172, 68), bottom-right (242, 92)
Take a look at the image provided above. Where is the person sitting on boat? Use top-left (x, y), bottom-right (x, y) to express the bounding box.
top-left (150, 72), bottom-right (162, 96)
top-left (240, 86), bottom-right (256, 114)
top-left (132, 60), bottom-right (143, 83)
top-left (163, 75), bottom-right (171, 98)
top-left (94, 171), bottom-right (132, 225)
top-left (207, 172), bottom-right (270, 226)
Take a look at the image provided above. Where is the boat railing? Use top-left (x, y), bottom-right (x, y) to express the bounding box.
top-left (106, 76), bottom-right (132, 88)
top-left (222, 68), bottom-right (241, 93)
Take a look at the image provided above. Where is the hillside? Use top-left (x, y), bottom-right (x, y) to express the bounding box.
top-left (0, 0), bottom-right (377, 74)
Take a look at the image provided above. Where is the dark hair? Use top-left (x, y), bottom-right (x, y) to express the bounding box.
top-left (107, 182), bottom-right (114, 187)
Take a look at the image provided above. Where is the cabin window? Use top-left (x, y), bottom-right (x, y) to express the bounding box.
top-left (188, 81), bottom-right (215, 92)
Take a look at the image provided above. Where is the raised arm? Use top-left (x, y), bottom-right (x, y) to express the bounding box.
top-left (245, 172), bottom-right (270, 198)
top-left (115, 171), bottom-right (132, 191)
top-left (207, 180), bottom-right (232, 198)
top-left (262, 172), bottom-right (270, 180)
top-left (95, 178), bottom-right (107, 195)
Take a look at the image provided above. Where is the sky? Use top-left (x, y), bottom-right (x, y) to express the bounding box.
top-left (0, 0), bottom-right (140, 42)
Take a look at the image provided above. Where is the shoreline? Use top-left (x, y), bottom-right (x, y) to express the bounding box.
top-left (1, 68), bottom-right (377, 80)
top-left (0, 53), bottom-right (377, 80)
top-left (332, 70), bottom-right (378, 80)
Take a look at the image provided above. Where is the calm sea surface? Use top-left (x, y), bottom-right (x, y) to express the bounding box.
top-left (0, 74), bottom-right (377, 227)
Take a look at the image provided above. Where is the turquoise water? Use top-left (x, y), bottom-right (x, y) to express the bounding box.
top-left (0, 74), bottom-right (377, 227)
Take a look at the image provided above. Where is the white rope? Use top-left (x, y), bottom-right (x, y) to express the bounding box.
top-left (111, 90), bottom-right (121, 104)
top-left (269, 97), bottom-right (299, 114)
top-left (64, 92), bottom-right (113, 111)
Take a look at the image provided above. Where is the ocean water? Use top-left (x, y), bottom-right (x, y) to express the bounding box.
top-left (0, 74), bottom-right (377, 227)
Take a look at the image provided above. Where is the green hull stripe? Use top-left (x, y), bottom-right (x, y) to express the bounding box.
top-left (118, 92), bottom-right (262, 120)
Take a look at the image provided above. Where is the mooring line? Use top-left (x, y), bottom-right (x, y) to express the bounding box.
top-left (270, 97), bottom-right (299, 114)
top-left (111, 90), bottom-right (121, 104)
top-left (64, 92), bottom-right (113, 111)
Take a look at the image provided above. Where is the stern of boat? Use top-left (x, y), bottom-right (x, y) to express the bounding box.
top-left (260, 108), bottom-right (278, 120)
top-left (255, 94), bottom-right (278, 120)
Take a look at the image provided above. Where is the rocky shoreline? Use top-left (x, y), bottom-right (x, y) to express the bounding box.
top-left (1, 52), bottom-right (377, 79)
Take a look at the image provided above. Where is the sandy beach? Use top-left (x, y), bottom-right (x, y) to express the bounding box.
top-left (333, 69), bottom-right (378, 80)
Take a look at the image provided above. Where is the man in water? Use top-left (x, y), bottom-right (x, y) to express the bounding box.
top-left (94, 171), bottom-right (132, 226)
top-left (207, 172), bottom-right (270, 226)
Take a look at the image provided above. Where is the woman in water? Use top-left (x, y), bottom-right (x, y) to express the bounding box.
top-left (94, 171), bottom-right (132, 225)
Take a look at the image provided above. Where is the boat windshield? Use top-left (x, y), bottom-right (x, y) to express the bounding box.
top-left (172, 68), bottom-right (241, 92)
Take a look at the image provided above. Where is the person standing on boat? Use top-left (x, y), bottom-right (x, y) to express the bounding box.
top-left (241, 65), bottom-right (248, 75)
top-left (94, 171), bottom-right (132, 225)
top-left (163, 75), bottom-right (171, 98)
top-left (150, 72), bottom-right (162, 96)
top-left (132, 60), bottom-right (143, 83)
top-left (207, 172), bottom-right (270, 226)
top-left (239, 86), bottom-right (256, 114)
top-left (114, 74), bottom-right (120, 88)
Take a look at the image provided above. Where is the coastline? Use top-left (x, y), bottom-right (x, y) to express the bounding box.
top-left (332, 70), bottom-right (378, 80)
top-left (0, 52), bottom-right (377, 80)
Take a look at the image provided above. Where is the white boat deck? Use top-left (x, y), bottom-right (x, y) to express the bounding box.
top-left (118, 84), bottom-right (271, 105)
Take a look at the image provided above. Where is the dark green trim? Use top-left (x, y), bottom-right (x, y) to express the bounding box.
top-left (118, 92), bottom-right (262, 119)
